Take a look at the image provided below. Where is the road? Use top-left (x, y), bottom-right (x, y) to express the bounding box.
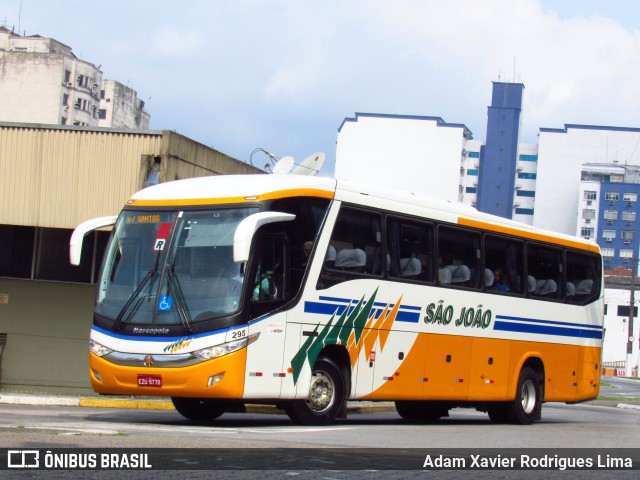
top-left (0, 398), bottom-right (639, 479)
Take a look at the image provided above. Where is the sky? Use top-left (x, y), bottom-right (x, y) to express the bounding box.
top-left (2, 0), bottom-right (640, 176)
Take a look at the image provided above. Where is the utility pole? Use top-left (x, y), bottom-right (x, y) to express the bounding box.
top-left (627, 257), bottom-right (637, 377)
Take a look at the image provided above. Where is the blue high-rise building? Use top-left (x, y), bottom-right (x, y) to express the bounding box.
top-left (476, 82), bottom-right (524, 218)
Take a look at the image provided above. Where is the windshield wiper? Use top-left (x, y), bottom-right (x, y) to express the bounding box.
top-left (166, 266), bottom-right (194, 333)
top-left (112, 269), bottom-right (155, 331)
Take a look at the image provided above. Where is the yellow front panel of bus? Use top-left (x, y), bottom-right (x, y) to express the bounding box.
top-left (89, 349), bottom-right (247, 398)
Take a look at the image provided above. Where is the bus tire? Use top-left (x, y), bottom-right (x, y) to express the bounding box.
top-left (395, 401), bottom-right (448, 422)
top-left (171, 397), bottom-right (226, 421)
top-left (506, 367), bottom-right (541, 424)
top-left (285, 358), bottom-right (345, 426)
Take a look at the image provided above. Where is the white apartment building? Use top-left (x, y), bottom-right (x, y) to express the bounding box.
top-left (0, 27), bottom-right (148, 129)
top-left (98, 79), bottom-right (150, 129)
top-left (335, 113), bottom-right (473, 203)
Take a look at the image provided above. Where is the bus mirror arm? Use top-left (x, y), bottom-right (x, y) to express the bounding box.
top-left (233, 212), bottom-right (296, 263)
top-left (69, 215), bottom-right (118, 266)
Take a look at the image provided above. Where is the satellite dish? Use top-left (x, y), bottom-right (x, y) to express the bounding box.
top-left (271, 155), bottom-right (294, 174)
top-left (292, 152), bottom-right (325, 176)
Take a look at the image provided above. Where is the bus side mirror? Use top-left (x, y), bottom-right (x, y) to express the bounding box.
top-left (233, 212), bottom-right (295, 263)
top-left (69, 215), bottom-right (118, 266)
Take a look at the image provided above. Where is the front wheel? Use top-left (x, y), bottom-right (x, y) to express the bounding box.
top-left (171, 397), bottom-right (226, 421)
top-left (285, 358), bottom-right (345, 426)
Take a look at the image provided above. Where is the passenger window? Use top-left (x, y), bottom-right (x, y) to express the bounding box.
top-left (318, 206), bottom-right (382, 289)
top-left (387, 217), bottom-right (434, 282)
top-left (566, 250), bottom-right (600, 304)
top-left (437, 226), bottom-right (481, 289)
top-left (484, 235), bottom-right (524, 294)
top-left (527, 244), bottom-right (563, 300)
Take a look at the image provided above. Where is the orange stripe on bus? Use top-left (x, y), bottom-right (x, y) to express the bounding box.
top-left (126, 188), bottom-right (335, 207)
top-left (457, 217), bottom-right (599, 253)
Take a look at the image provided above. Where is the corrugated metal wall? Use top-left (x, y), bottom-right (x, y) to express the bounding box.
top-left (0, 124), bottom-right (162, 229)
top-left (0, 124), bottom-right (262, 229)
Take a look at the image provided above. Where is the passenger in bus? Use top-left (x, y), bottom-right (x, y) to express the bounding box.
top-left (301, 241), bottom-right (313, 266)
top-left (491, 267), bottom-right (509, 292)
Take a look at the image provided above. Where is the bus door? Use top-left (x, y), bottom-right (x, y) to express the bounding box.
top-left (244, 232), bottom-right (290, 399)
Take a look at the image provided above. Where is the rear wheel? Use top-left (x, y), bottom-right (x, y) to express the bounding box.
top-left (285, 358), bottom-right (345, 426)
top-left (493, 367), bottom-right (541, 424)
top-left (171, 397), bottom-right (226, 421)
top-left (395, 401), bottom-right (449, 422)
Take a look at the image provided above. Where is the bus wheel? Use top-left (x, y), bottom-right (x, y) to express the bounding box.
top-left (395, 401), bottom-right (448, 422)
top-left (285, 358), bottom-right (345, 426)
top-left (171, 397), bottom-right (226, 421)
top-left (507, 367), bottom-right (541, 424)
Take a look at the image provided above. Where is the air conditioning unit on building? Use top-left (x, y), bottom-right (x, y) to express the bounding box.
top-left (63, 106), bottom-right (68, 111)
top-left (66, 82), bottom-right (73, 87)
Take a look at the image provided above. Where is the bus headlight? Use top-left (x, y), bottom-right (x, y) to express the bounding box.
top-left (192, 333), bottom-right (259, 360)
top-left (90, 339), bottom-right (113, 357)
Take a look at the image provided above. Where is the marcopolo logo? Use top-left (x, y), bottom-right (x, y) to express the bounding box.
top-left (7, 450), bottom-right (39, 468)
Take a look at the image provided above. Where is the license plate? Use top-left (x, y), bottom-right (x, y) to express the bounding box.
top-left (137, 374), bottom-right (162, 387)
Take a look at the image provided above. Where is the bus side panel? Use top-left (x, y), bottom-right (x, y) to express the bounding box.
top-left (467, 337), bottom-right (511, 400)
top-left (280, 321), bottom-right (305, 399)
top-left (576, 345), bottom-right (601, 401)
top-left (244, 313), bottom-right (288, 399)
top-left (366, 331), bottom-right (427, 400)
top-left (508, 341), bottom-right (579, 402)
top-left (422, 334), bottom-right (472, 400)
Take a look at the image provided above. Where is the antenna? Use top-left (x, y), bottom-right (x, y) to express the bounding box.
top-left (291, 152), bottom-right (325, 176)
top-left (271, 155), bottom-right (294, 174)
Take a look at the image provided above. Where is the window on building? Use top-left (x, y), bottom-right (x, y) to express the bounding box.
top-left (516, 190), bottom-right (535, 197)
top-left (98, 109), bottom-right (107, 120)
top-left (514, 208), bottom-right (534, 215)
top-left (600, 248), bottom-right (614, 258)
top-left (624, 193), bottom-right (638, 203)
top-left (580, 227), bottom-right (594, 238)
top-left (519, 154), bottom-right (538, 162)
top-left (603, 210), bottom-right (617, 221)
top-left (517, 172), bottom-right (537, 179)
top-left (468, 151), bottom-right (480, 158)
top-left (620, 249), bottom-right (633, 258)
top-left (583, 191), bottom-right (597, 201)
top-left (605, 192), bottom-right (619, 202)
top-left (622, 230), bottom-right (634, 243)
top-left (622, 211), bottom-right (636, 222)
top-left (465, 187), bottom-right (477, 193)
top-left (602, 229), bottom-right (616, 241)
top-left (582, 209), bottom-right (596, 220)
top-left (617, 305), bottom-right (638, 317)
top-left (467, 169), bottom-right (479, 176)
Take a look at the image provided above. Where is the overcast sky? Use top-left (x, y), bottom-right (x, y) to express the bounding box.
top-left (2, 0), bottom-right (640, 176)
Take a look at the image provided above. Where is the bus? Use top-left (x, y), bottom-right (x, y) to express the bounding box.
top-left (70, 172), bottom-right (604, 425)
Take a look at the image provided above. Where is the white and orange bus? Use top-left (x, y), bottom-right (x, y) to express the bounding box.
top-left (70, 172), bottom-right (603, 425)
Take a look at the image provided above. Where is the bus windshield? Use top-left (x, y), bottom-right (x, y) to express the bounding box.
top-left (96, 207), bottom-right (258, 327)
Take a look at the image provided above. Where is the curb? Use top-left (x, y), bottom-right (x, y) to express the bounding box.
top-left (0, 393), bottom-right (397, 414)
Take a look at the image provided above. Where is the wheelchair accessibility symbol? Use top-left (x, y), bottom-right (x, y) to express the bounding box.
top-left (158, 296), bottom-right (173, 311)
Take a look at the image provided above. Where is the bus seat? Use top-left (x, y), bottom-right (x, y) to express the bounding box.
top-left (575, 279), bottom-right (593, 295)
top-left (440, 264), bottom-right (470, 284)
top-left (527, 275), bottom-right (537, 292)
top-left (535, 279), bottom-right (557, 296)
top-left (325, 245), bottom-right (337, 268)
top-left (484, 268), bottom-right (494, 288)
top-left (566, 282), bottom-right (576, 297)
top-left (335, 248), bottom-right (366, 272)
top-left (400, 257), bottom-right (422, 277)
top-left (439, 267), bottom-right (452, 284)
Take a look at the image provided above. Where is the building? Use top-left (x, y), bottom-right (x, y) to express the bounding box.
top-left (0, 122), bottom-right (261, 393)
top-left (335, 112), bottom-right (473, 203)
top-left (0, 28), bottom-right (149, 128)
top-left (98, 79), bottom-right (150, 129)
